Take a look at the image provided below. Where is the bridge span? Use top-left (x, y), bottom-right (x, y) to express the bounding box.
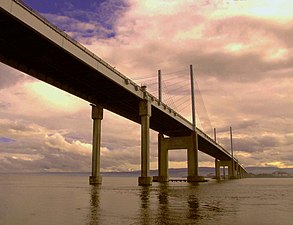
top-left (0, 0), bottom-right (248, 185)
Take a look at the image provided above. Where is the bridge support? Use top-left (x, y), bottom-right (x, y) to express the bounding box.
top-left (89, 104), bottom-right (103, 185)
top-left (153, 133), bottom-right (169, 182)
top-left (138, 100), bottom-right (152, 186)
top-left (241, 167), bottom-right (248, 178)
top-left (187, 132), bottom-right (205, 182)
top-left (215, 160), bottom-right (241, 179)
top-left (236, 164), bottom-right (247, 178)
top-left (153, 132), bottom-right (205, 183)
top-left (215, 159), bottom-right (220, 179)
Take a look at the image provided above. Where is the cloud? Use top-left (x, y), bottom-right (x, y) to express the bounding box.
top-left (34, 0), bottom-right (128, 41)
top-left (0, 115), bottom-right (162, 172)
top-left (0, 137), bottom-right (16, 143)
top-left (0, 117), bottom-right (141, 172)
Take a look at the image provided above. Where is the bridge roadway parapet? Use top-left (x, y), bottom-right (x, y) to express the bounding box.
top-left (0, 0), bottom-right (198, 132)
top-left (0, 0), bottom-right (248, 185)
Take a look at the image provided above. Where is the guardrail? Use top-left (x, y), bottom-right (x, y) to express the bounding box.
top-left (15, 0), bottom-right (131, 82)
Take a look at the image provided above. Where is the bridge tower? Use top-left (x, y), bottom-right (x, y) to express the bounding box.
top-left (153, 65), bottom-right (205, 183)
top-left (153, 132), bottom-right (205, 182)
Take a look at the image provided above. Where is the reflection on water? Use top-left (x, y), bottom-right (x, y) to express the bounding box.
top-left (138, 183), bottom-right (203, 224)
top-left (82, 178), bottom-right (293, 224)
top-left (1, 175), bottom-right (292, 225)
top-left (157, 183), bottom-right (170, 223)
top-left (187, 194), bottom-right (200, 220)
top-left (87, 185), bottom-right (101, 225)
top-left (186, 183), bottom-right (200, 221)
top-left (139, 186), bottom-right (151, 225)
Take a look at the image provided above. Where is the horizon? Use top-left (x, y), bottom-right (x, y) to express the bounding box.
top-left (1, 166), bottom-right (293, 174)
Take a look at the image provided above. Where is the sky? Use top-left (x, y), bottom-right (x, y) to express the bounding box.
top-left (0, 0), bottom-right (293, 172)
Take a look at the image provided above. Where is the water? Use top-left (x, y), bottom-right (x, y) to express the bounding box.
top-left (0, 174), bottom-right (292, 225)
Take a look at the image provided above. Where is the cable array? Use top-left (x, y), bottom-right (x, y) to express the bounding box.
top-left (130, 67), bottom-right (213, 135)
top-left (195, 80), bottom-right (213, 137)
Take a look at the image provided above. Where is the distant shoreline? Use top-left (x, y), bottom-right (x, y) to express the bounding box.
top-left (0, 166), bottom-right (293, 178)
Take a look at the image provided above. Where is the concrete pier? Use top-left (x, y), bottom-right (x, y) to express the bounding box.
top-left (155, 133), bottom-right (169, 182)
top-left (215, 159), bottom-right (245, 179)
top-left (138, 100), bottom-right (152, 186)
top-left (187, 132), bottom-right (204, 182)
top-left (89, 104), bottom-right (103, 185)
top-left (215, 159), bottom-right (220, 179)
top-left (153, 132), bottom-right (205, 183)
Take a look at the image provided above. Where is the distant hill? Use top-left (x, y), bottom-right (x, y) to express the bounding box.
top-left (245, 167), bottom-right (293, 175)
top-left (100, 168), bottom-right (212, 178)
top-left (4, 167), bottom-right (292, 177)
top-left (100, 167), bottom-right (293, 177)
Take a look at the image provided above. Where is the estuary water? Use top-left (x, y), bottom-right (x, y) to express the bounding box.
top-left (0, 174), bottom-right (292, 225)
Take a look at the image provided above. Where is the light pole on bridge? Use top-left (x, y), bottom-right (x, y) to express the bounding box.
top-left (158, 69), bottom-right (162, 103)
top-left (190, 65), bottom-right (196, 131)
top-left (230, 126), bottom-right (235, 178)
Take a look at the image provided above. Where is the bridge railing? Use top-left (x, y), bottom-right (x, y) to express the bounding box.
top-left (145, 91), bottom-right (192, 123)
top-left (16, 0), bottom-right (141, 88)
top-left (196, 128), bottom-right (231, 155)
top-left (197, 127), bottom-right (245, 171)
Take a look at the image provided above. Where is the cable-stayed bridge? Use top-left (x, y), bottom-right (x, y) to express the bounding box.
top-left (0, 0), bottom-right (248, 185)
top-left (131, 69), bottom-right (214, 134)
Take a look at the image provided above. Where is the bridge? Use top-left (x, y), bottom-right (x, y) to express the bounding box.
top-left (0, 0), bottom-right (248, 185)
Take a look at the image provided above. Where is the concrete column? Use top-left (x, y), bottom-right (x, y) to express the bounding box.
top-left (218, 160), bottom-right (238, 179)
top-left (138, 100), bottom-right (152, 186)
top-left (229, 159), bottom-right (238, 179)
top-left (228, 163), bottom-right (233, 179)
top-left (215, 159), bottom-right (220, 179)
top-left (187, 132), bottom-right (205, 182)
top-left (89, 104), bottom-right (103, 185)
top-left (153, 133), bottom-right (168, 182)
top-left (223, 166), bottom-right (226, 179)
top-left (236, 163), bottom-right (240, 178)
top-left (240, 166), bottom-right (244, 178)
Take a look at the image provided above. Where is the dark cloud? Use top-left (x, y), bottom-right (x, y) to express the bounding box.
top-left (27, 0), bottom-right (129, 41)
top-left (0, 147), bottom-right (91, 172)
top-left (0, 102), bottom-right (10, 109)
top-left (216, 120), bottom-right (258, 133)
top-left (0, 137), bottom-right (15, 143)
top-left (218, 133), bottom-right (282, 154)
